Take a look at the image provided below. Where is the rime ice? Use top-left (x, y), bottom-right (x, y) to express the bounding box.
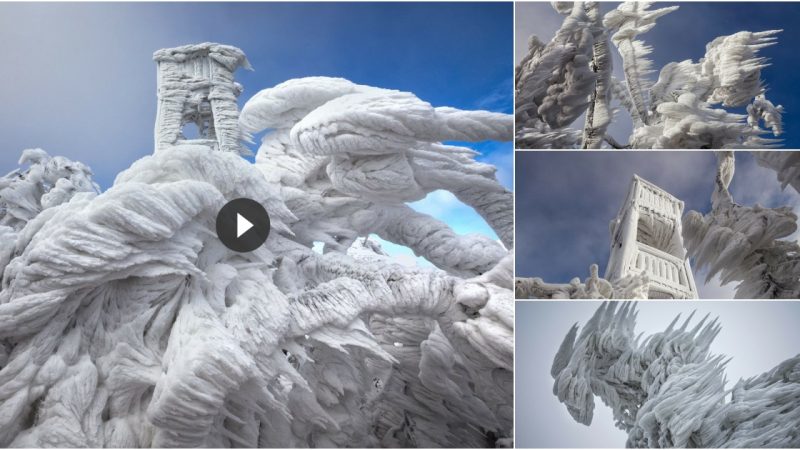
top-left (551, 302), bottom-right (800, 448)
top-left (516, 2), bottom-right (784, 149)
top-left (0, 44), bottom-right (513, 447)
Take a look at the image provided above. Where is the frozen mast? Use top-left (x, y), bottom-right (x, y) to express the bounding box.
top-left (153, 43), bottom-right (251, 154)
top-left (606, 175), bottom-right (698, 299)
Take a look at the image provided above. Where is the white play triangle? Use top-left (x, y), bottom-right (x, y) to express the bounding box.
top-left (236, 213), bottom-right (253, 238)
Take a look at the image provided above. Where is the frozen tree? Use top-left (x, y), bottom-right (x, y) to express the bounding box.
top-left (551, 302), bottom-right (800, 447)
top-left (683, 151), bottom-right (800, 299)
top-left (515, 1), bottom-right (784, 149)
top-left (751, 151), bottom-right (800, 196)
top-left (0, 46), bottom-right (513, 447)
top-left (0, 149), bottom-right (100, 274)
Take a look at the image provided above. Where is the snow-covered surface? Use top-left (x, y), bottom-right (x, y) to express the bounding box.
top-left (0, 45), bottom-right (513, 447)
top-left (515, 1), bottom-right (784, 149)
top-left (551, 302), bottom-right (800, 448)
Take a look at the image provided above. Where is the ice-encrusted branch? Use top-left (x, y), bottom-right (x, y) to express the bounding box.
top-left (515, 2), bottom-right (596, 148)
top-left (580, 2), bottom-right (613, 149)
top-left (242, 77), bottom-right (513, 259)
top-left (0, 148), bottom-right (99, 230)
top-left (603, 1), bottom-right (678, 125)
top-left (748, 93), bottom-right (784, 136)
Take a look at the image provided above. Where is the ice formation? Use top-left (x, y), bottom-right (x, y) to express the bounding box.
top-left (0, 44), bottom-right (513, 447)
top-left (515, 264), bottom-right (649, 300)
top-left (515, 1), bottom-right (784, 149)
top-left (551, 302), bottom-right (800, 447)
top-left (683, 151), bottom-right (800, 299)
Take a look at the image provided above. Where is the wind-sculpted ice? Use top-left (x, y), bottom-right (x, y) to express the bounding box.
top-left (515, 264), bottom-right (649, 299)
top-left (241, 76), bottom-right (513, 275)
top-left (0, 67), bottom-right (513, 446)
top-left (752, 151), bottom-right (800, 193)
top-left (0, 149), bottom-right (100, 275)
top-left (516, 1), bottom-right (784, 149)
top-left (683, 151), bottom-right (800, 299)
top-left (551, 302), bottom-right (800, 448)
top-left (0, 148), bottom-right (99, 230)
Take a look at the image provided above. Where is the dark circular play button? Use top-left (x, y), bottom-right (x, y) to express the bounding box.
top-left (215, 198), bottom-right (271, 252)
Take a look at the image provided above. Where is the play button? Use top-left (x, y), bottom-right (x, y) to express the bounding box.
top-left (237, 214), bottom-right (253, 238)
top-left (216, 198), bottom-right (270, 252)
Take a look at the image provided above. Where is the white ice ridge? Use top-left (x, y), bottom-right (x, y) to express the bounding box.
top-left (0, 52), bottom-right (514, 446)
top-left (515, 1), bottom-right (784, 149)
top-left (552, 302), bottom-right (800, 448)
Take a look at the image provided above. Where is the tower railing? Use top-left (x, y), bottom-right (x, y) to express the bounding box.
top-left (628, 242), bottom-right (695, 299)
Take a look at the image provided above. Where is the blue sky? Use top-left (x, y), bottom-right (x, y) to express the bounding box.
top-left (515, 151), bottom-right (800, 298)
top-left (0, 2), bottom-right (512, 263)
top-left (516, 2), bottom-right (800, 147)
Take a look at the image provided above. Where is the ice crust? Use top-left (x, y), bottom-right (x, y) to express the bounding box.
top-left (0, 70), bottom-right (513, 447)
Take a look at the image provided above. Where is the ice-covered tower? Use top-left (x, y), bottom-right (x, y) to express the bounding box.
top-left (605, 175), bottom-right (698, 299)
top-left (153, 43), bottom-right (251, 154)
